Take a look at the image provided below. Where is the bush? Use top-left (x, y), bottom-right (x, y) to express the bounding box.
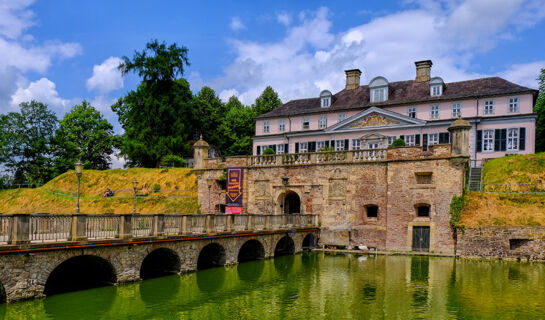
top-left (389, 138), bottom-right (406, 148)
top-left (262, 147), bottom-right (275, 155)
top-left (449, 194), bottom-right (465, 233)
top-left (319, 146), bottom-right (335, 152)
top-left (161, 155), bottom-right (186, 167)
top-left (153, 184), bottom-right (160, 192)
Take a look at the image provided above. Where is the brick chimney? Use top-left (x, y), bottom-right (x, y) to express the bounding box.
top-left (345, 69), bottom-right (362, 90)
top-left (415, 60), bottom-right (432, 82)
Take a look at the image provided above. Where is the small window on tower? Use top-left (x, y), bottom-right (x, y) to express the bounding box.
top-left (415, 172), bottom-right (433, 184)
top-left (366, 205), bottom-right (378, 218)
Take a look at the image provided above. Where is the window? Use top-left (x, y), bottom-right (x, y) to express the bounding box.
top-left (430, 85), bottom-right (442, 96)
top-left (371, 88), bottom-right (387, 102)
top-left (278, 120), bottom-right (286, 132)
top-left (430, 105), bottom-right (439, 119)
top-left (277, 144), bottom-right (285, 154)
top-left (299, 142), bottom-right (308, 153)
top-left (320, 90), bottom-right (332, 108)
top-left (321, 97), bottom-right (330, 108)
top-left (484, 100), bottom-right (494, 115)
top-left (352, 139), bottom-right (361, 150)
top-left (263, 121), bottom-right (270, 133)
top-left (408, 107), bottom-right (416, 118)
top-left (416, 204), bottom-right (430, 217)
top-left (319, 116), bottom-right (327, 129)
top-left (366, 205), bottom-right (378, 218)
top-left (302, 117), bottom-right (310, 130)
top-left (509, 97), bottom-right (519, 113)
top-left (507, 128), bottom-right (519, 151)
top-left (388, 136), bottom-right (396, 146)
top-left (483, 129), bottom-right (494, 151)
top-left (415, 172), bottom-right (433, 184)
top-left (428, 133), bottom-right (439, 145)
top-left (338, 113), bottom-right (346, 122)
top-left (317, 141), bottom-right (326, 151)
top-left (335, 140), bottom-right (345, 151)
top-left (452, 103), bottom-right (461, 118)
top-left (404, 134), bottom-right (415, 146)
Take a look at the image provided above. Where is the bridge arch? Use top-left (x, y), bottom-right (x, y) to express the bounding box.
top-left (302, 233), bottom-right (318, 250)
top-left (0, 281), bottom-right (5, 304)
top-left (140, 248), bottom-right (181, 280)
top-left (197, 243), bottom-right (226, 270)
top-left (274, 235), bottom-right (295, 257)
top-left (238, 239), bottom-right (265, 263)
top-left (44, 255), bottom-right (117, 296)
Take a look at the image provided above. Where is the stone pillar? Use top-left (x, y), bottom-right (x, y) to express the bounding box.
top-left (247, 215), bottom-right (253, 231)
top-left (119, 214), bottom-right (133, 239)
top-left (153, 214), bottom-right (164, 236)
top-left (10, 214), bottom-right (30, 245)
top-left (70, 214), bottom-right (87, 241)
top-left (448, 118), bottom-right (472, 157)
top-left (193, 137), bottom-right (210, 170)
top-left (206, 215), bottom-right (213, 233)
top-left (181, 215), bottom-right (188, 235)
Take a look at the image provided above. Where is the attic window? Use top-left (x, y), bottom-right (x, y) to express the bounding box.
top-left (320, 90), bottom-right (332, 108)
top-left (429, 77), bottom-right (444, 97)
top-left (369, 76), bottom-right (389, 103)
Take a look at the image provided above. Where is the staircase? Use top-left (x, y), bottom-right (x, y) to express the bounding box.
top-left (468, 166), bottom-right (482, 191)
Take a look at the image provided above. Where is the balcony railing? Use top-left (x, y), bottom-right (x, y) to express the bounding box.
top-left (0, 213), bottom-right (319, 245)
top-left (250, 149), bottom-right (388, 166)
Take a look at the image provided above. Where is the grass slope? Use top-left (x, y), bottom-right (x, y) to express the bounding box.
top-left (0, 168), bottom-right (199, 214)
top-left (461, 153), bottom-right (545, 227)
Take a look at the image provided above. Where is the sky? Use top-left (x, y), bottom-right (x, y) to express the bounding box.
top-left (1, 0), bottom-right (545, 135)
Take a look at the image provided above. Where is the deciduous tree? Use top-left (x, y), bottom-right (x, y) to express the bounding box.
top-left (535, 68), bottom-right (545, 153)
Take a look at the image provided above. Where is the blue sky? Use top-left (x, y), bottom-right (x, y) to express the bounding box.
top-left (1, 0), bottom-right (545, 133)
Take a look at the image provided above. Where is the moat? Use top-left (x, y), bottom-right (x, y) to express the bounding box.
top-left (2, 253), bottom-right (545, 319)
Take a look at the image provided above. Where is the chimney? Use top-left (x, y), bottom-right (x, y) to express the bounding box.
top-left (415, 60), bottom-right (433, 82)
top-left (345, 69), bottom-right (362, 90)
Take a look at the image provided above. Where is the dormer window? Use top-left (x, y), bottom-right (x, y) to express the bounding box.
top-left (429, 77), bottom-right (444, 97)
top-left (320, 90), bottom-right (332, 108)
top-left (369, 76), bottom-right (389, 103)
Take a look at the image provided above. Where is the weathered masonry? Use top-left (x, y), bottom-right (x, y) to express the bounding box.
top-left (0, 213), bottom-right (318, 303)
top-left (195, 118), bottom-right (471, 255)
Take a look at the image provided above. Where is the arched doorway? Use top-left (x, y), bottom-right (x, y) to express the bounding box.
top-left (140, 248), bottom-right (181, 280)
top-left (238, 239), bottom-right (265, 263)
top-left (274, 236), bottom-right (295, 257)
top-left (44, 255), bottom-right (117, 296)
top-left (279, 190), bottom-right (301, 214)
top-left (197, 243), bottom-right (226, 270)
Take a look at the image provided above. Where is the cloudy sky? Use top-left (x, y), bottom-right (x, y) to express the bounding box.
top-left (1, 0), bottom-right (545, 132)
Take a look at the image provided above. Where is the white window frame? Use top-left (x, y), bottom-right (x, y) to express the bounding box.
top-left (484, 100), bottom-right (494, 115)
top-left (302, 117), bottom-right (310, 130)
top-left (430, 105), bottom-right (439, 119)
top-left (319, 115), bottom-right (327, 129)
top-left (263, 121), bottom-right (270, 133)
top-left (321, 97), bottom-right (331, 108)
top-left (299, 142), bottom-right (308, 153)
top-left (452, 103), bottom-right (461, 118)
top-left (388, 136), bottom-right (397, 145)
top-left (408, 107), bottom-right (416, 118)
top-left (276, 144), bottom-right (285, 154)
top-left (404, 134), bottom-right (415, 146)
top-left (428, 133), bottom-right (439, 145)
top-left (508, 97), bottom-right (519, 113)
top-left (338, 113), bottom-right (346, 123)
top-left (507, 128), bottom-right (519, 151)
top-left (316, 141), bottom-right (326, 151)
top-left (278, 119), bottom-right (285, 132)
top-left (335, 140), bottom-right (345, 151)
top-left (371, 87), bottom-right (387, 102)
top-left (483, 129), bottom-right (494, 152)
top-left (351, 139), bottom-right (361, 150)
top-left (430, 85), bottom-right (442, 96)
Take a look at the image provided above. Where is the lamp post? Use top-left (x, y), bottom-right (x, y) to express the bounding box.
top-left (132, 179), bottom-right (138, 214)
top-left (282, 176), bottom-right (289, 214)
top-left (74, 161), bottom-right (84, 214)
top-left (206, 177), bottom-right (213, 214)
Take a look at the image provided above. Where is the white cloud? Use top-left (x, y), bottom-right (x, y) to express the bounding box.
top-left (499, 60), bottom-right (545, 89)
top-left (10, 77), bottom-right (70, 112)
top-left (230, 17), bottom-right (245, 31)
top-left (86, 57), bottom-right (124, 94)
top-left (204, 1), bottom-right (545, 105)
top-left (277, 12), bottom-right (291, 26)
top-left (0, 0), bottom-right (35, 39)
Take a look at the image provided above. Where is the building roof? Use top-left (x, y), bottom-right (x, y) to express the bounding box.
top-left (256, 77), bottom-right (537, 119)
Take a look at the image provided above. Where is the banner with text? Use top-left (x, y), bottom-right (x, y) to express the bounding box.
top-left (225, 167), bottom-right (243, 213)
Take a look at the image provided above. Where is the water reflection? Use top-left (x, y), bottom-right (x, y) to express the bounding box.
top-left (140, 274), bottom-right (180, 306)
top-left (197, 266), bottom-right (226, 293)
top-left (237, 260), bottom-right (264, 282)
top-left (44, 285), bottom-right (116, 319)
top-left (274, 254), bottom-right (295, 276)
top-left (362, 283), bottom-right (377, 302)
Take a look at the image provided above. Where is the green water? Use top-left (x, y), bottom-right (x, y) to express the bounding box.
top-left (2, 253), bottom-right (545, 319)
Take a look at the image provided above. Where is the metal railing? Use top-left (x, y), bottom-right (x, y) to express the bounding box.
top-left (0, 213), bottom-right (319, 245)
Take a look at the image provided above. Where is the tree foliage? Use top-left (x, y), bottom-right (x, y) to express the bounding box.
top-left (253, 86), bottom-right (282, 116)
top-left (53, 101), bottom-right (116, 172)
top-left (217, 96), bottom-right (255, 156)
top-left (0, 101), bottom-right (58, 184)
top-left (389, 138), bottom-right (406, 147)
top-left (192, 86), bottom-right (226, 151)
top-left (535, 68), bottom-right (545, 153)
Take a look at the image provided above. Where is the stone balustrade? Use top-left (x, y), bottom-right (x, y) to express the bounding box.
top-left (250, 149), bottom-right (389, 167)
top-left (0, 213), bottom-right (319, 245)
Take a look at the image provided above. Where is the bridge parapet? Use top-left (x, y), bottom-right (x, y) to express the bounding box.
top-left (0, 213), bottom-right (318, 246)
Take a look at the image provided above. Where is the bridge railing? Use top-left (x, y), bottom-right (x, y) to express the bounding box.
top-left (0, 213), bottom-right (319, 245)
top-left (250, 149), bottom-right (389, 166)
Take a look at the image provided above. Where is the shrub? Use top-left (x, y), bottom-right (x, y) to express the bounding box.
top-left (389, 138), bottom-right (406, 148)
top-left (449, 194), bottom-right (465, 233)
top-left (161, 155), bottom-right (186, 167)
top-left (153, 184), bottom-right (160, 192)
top-left (262, 147), bottom-right (275, 155)
top-left (319, 146), bottom-right (335, 152)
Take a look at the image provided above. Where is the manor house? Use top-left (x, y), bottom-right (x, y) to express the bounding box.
top-left (253, 60), bottom-right (538, 162)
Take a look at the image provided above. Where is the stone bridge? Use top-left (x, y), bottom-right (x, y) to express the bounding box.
top-left (0, 213), bottom-right (318, 303)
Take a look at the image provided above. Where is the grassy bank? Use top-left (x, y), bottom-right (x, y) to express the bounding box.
top-left (460, 153), bottom-right (545, 227)
top-left (0, 168), bottom-right (199, 214)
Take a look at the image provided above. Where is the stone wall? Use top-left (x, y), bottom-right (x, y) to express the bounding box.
top-left (457, 226), bottom-right (545, 260)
